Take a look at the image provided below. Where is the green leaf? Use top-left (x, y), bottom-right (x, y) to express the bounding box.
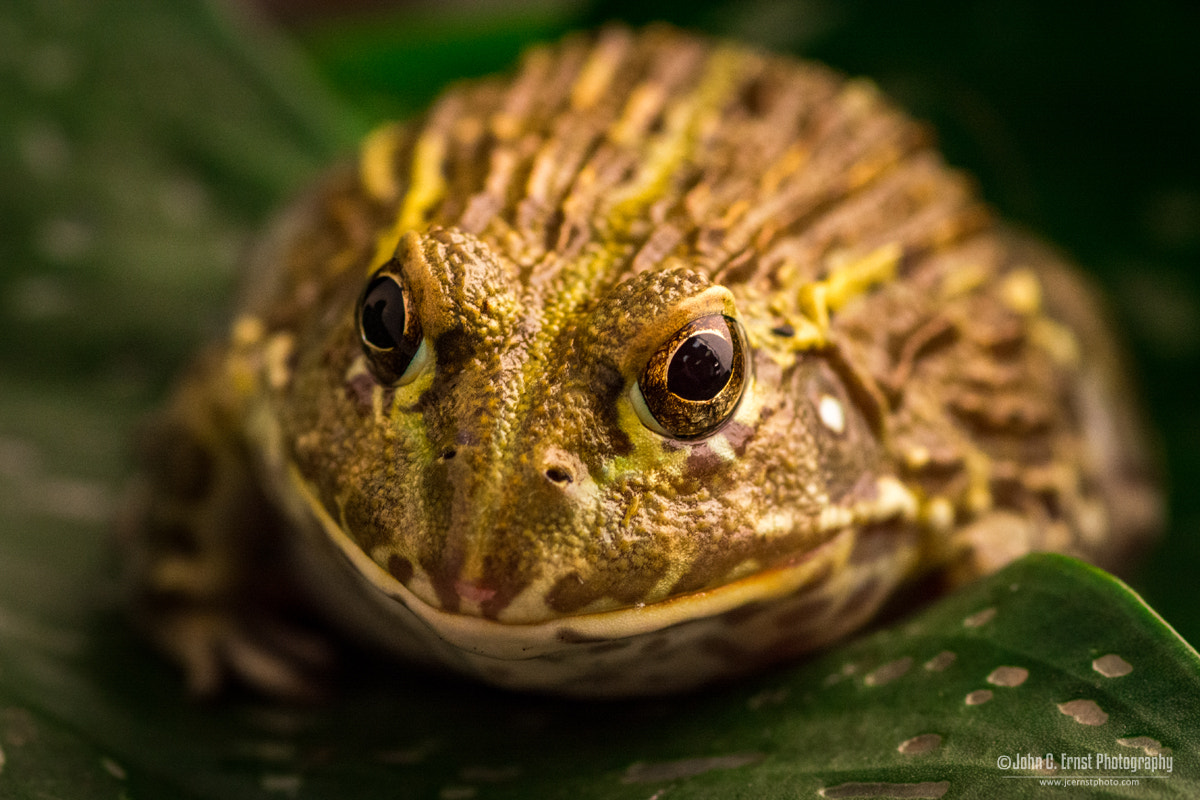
top-left (0, 0), bottom-right (361, 377)
top-left (4, 540), bottom-right (1198, 799)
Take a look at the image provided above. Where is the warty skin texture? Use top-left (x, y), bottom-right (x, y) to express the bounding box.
top-left (123, 25), bottom-right (1160, 697)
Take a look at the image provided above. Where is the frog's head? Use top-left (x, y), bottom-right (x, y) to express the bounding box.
top-left (344, 225), bottom-right (766, 624)
top-left (271, 211), bottom-right (912, 688)
top-left (261, 26), bottom-right (939, 692)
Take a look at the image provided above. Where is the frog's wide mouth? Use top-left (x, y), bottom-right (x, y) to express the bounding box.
top-left (357, 524), bottom-right (858, 661)
top-left (285, 464), bottom-right (902, 663)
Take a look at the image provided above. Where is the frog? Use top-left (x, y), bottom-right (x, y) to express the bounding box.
top-left (120, 24), bottom-right (1161, 698)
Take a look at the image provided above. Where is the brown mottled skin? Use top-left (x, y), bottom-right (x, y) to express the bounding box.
top-left (121, 25), bottom-right (1160, 697)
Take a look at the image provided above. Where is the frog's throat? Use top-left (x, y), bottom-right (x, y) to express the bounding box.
top-left (284, 463), bottom-right (919, 664)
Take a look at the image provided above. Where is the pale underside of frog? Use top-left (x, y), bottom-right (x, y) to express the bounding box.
top-left (121, 25), bottom-right (1160, 698)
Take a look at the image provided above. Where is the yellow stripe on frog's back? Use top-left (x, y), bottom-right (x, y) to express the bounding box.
top-left (362, 93), bottom-right (462, 274)
top-left (603, 46), bottom-right (747, 239)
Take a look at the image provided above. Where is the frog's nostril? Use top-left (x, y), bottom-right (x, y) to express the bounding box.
top-left (545, 466), bottom-right (573, 485)
top-left (534, 447), bottom-right (586, 489)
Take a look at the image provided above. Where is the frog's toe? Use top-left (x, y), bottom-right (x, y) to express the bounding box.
top-left (221, 625), bottom-right (331, 701)
top-left (153, 608), bottom-right (333, 700)
top-left (155, 611), bottom-right (223, 696)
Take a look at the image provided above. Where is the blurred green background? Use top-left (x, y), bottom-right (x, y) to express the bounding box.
top-left (1, 0), bottom-right (1197, 796)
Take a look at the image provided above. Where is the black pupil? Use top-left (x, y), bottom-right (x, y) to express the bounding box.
top-left (667, 331), bottom-right (733, 401)
top-left (361, 276), bottom-right (405, 350)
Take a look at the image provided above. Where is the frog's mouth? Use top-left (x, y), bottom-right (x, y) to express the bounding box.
top-left (285, 464), bottom-right (921, 674)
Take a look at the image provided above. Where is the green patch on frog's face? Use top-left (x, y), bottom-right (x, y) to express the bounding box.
top-left (282, 229), bottom-right (905, 606)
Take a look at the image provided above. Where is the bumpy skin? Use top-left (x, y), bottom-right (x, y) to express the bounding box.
top-left (123, 26), bottom-right (1160, 697)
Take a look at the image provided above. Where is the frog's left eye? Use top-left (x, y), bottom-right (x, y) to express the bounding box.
top-left (357, 267), bottom-right (425, 385)
top-left (634, 314), bottom-right (749, 439)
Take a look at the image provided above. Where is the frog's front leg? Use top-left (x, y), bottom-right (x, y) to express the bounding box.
top-left (119, 350), bottom-right (332, 698)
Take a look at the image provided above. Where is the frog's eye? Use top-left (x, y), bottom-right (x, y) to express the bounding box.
top-left (633, 314), bottom-right (749, 439)
top-left (357, 267), bottom-right (425, 385)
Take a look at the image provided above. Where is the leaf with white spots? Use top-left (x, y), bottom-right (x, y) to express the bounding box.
top-left (1057, 699), bottom-right (1110, 727)
top-left (5, 544), bottom-right (1199, 798)
top-left (1094, 654), bottom-right (1134, 678)
top-left (985, 666), bottom-right (1028, 687)
top-left (865, 657), bottom-right (913, 686)
top-left (1116, 737), bottom-right (1171, 757)
top-left (897, 734), bottom-right (942, 755)
top-left (923, 651), bottom-right (956, 672)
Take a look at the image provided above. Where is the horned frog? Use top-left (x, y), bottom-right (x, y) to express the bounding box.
top-left (122, 25), bottom-right (1160, 698)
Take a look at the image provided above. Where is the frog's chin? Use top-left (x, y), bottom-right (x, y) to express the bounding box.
top-left (281, 464), bottom-right (920, 694)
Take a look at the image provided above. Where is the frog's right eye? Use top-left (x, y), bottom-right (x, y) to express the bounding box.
top-left (357, 267), bottom-right (425, 385)
top-left (632, 314), bottom-right (749, 440)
